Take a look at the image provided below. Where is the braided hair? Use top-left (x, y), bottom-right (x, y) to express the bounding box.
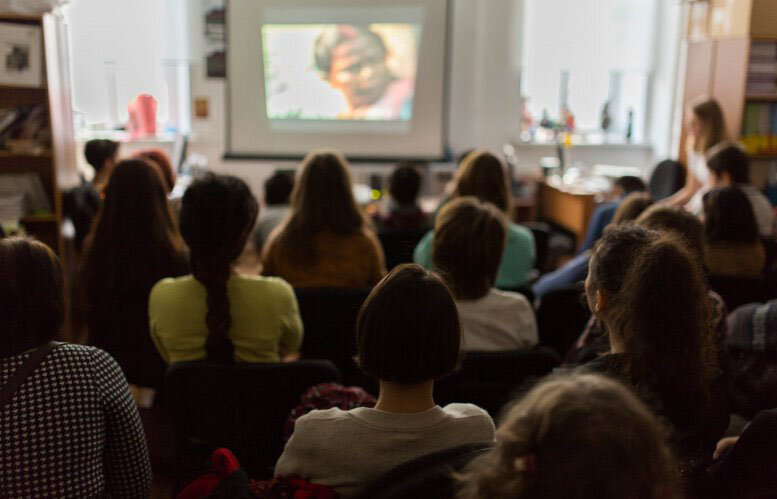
top-left (179, 173), bottom-right (258, 363)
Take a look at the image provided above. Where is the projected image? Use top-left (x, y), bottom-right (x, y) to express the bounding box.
top-left (262, 24), bottom-right (420, 121)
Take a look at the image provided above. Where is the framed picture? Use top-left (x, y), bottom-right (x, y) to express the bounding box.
top-left (0, 22), bottom-right (43, 88)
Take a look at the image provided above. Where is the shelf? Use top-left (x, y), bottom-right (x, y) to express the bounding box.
top-left (746, 95), bottom-right (777, 102)
top-left (749, 153), bottom-right (777, 160)
top-left (20, 214), bottom-right (57, 223)
top-left (0, 150), bottom-right (52, 159)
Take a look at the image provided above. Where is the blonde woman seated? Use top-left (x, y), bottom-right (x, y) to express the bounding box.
top-left (432, 197), bottom-right (537, 351)
top-left (262, 149), bottom-right (386, 288)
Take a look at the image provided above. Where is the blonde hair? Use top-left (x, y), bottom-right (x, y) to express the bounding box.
top-left (690, 97), bottom-right (727, 153)
top-left (454, 150), bottom-right (514, 218)
top-left (458, 374), bottom-right (679, 499)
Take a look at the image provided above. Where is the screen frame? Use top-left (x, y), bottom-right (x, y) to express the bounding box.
top-left (223, 0), bottom-right (453, 162)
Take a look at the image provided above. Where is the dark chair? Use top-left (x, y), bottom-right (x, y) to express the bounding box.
top-left (165, 360), bottom-right (341, 487)
top-left (535, 285), bottom-right (592, 358)
top-left (378, 229), bottom-right (428, 269)
top-left (294, 287), bottom-right (372, 387)
top-left (519, 221), bottom-right (551, 273)
top-left (434, 347), bottom-right (560, 416)
top-left (708, 276), bottom-right (775, 312)
top-left (353, 442), bottom-right (493, 499)
top-left (649, 159), bottom-right (685, 201)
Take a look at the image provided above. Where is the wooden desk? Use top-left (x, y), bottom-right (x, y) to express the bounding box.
top-left (537, 181), bottom-right (598, 249)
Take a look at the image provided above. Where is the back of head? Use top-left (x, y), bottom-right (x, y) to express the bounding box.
top-left (84, 139), bottom-right (118, 173)
top-left (707, 144), bottom-right (749, 184)
top-left (611, 191), bottom-right (654, 225)
top-left (454, 150), bottom-right (513, 217)
top-left (389, 162), bottom-right (423, 207)
top-left (691, 97), bottom-right (727, 153)
top-left (180, 172), bottom-right (259, 363)
top-left (264, 171), bottom-right (294, 206)
top-left (458, 373), bottom-right (678, 499)
top-left (703, 186), bottom-right (759, 244)
top-left (0, 237), bottom-right (63, 357)
top-left (357, 264), bottom-right (461, 385)
top-left (432, 197), bottom-right (507, 300)
top-left (636, 204), bottom-right (705, 259)
top-left (280, 149), bottom-right (365, 263)
top-left (614, 175), bottom-right (646, 196)
top-left (134, 148), bottom-right (176, 193)
top-left (590, 225), bottom-right (714, 405)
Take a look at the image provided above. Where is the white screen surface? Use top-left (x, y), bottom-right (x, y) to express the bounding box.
top-left (227, 0), bottom-right (448, 159)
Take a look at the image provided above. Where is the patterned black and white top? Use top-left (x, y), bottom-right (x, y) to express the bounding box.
top-left (0, 343), bottom-right (151, 498)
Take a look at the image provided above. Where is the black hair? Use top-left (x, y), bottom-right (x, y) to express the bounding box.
top-left (179, 173), bottom-right (259, 363)
top-left (615, 176), bottom-right (647, 196)
top-left (389, 162), bottom-right (423, 207)
top-left (357, 264), bottom-right (461, 384)
top-left (703, 186), bottom-right (759, 244)
top-left (707, 145), bottom-right (749, 184)
top-left (314, 25), bottom-right (387, 78)
top-left (84, 139), bottom-right (119, 173)
top-left (264, 171), bottom-right (294, 206)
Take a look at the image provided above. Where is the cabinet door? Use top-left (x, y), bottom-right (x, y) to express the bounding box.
top-left (678, 40), bottom-right (715, 160)
top-left (711, 38), bottom-right (750, 139)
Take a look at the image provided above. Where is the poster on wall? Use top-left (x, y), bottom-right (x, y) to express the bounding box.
top-left (204, 0), bottom-right (226, 78)
top-left (0, 23), bottom-right (43, 88)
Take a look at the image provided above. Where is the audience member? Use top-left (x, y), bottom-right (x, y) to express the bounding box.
top-left (706, 145), bottom-right (775, 238)
top-left (134, 148), bottom-right (176, 193)
top-left (72, 159), bottom-right (189, 389)
top-left (432, 197), bottom-right (537, 351)
top-left (150, 172), bottom-right (303, 364)
top-left (262, 149), bottom-right (387, 288)
top-left (582, 225), bottom-right (728, 477)
top-left (415, 150), bottom-right (535, 289)
top-left (63, 138), bottom-right (119, 251)
top-left (457, 373), bottom-right (679, 499)
top-left (275, 264), bottom-right (495, 497)
top-left (533, 192), bottom-right (653, 299)
top-left (374, 161), bottom-right (429, 232)
top-left (703, 186), bottom-right (765, 278)
top-left (663, 97), bottom-right (729, 213)
top-left (578, 175), bottom-right (647, 253)
top-left (252, 171), bottom-right (294, 253)
top-left (0, 237), bottom-right (150, 497)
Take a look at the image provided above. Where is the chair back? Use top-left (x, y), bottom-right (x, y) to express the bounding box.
top-left (353, 442), bottom-right (493, 499)
top-left (520, 221), bottom-right (551, 273)
top-left (649, 159), bottom-right (685, 201)
top-left (535, 285), bottom-right (592, 358)
top-left (378, 230), bottom-right (428, 269)
top-left (434, 347), bottom-right (560, 416)
top-left (294, 287), bottom-right (372, 386)
top-left (165, 360), bottom-right (341, 484)
top-left (708, 276), bottom-right (775, 312)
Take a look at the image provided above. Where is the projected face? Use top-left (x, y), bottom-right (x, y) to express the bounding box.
top-left (327, 29), bottom-right (392, 110)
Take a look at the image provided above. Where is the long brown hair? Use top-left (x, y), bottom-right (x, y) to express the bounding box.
top-left (74, 159), bottom-right (188, 349)
top-left (179, 173), bottom-right (258, 363)
top-left (690, 97), bottom-right (727, 153)
top-left (276, 149), bottom-right (367, 265)
top-left (458, 374), bottom-right (679, 499)
top-left (589, 225), bottom-right (716, 408)
top-left (454, 150), bottom-right (514, 218)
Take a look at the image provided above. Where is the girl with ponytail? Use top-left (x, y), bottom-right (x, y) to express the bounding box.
top-left (150, 173), bottom-right (303, 364)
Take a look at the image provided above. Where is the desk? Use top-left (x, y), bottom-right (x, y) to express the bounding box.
top-left (537, 181), bottom-right (598, 249)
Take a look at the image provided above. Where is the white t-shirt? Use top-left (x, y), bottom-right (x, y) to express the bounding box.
top-left (686, 151), bottom-right (712, 215)
top-left (457, 288), bottom-right (538, 351)
top-left (739, 184), bottom-right (775, 238)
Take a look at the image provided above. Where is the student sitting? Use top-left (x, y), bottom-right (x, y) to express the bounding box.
top-left (0, 237), bottom-right (150, 497)
top-left (262, 149), bottom-right (387, 288)
top-left (374, 161), bottom-right (429, 232)
top-left (414, 150), bottom-right (535, 289)
top-left (706, 145), bottom-right (774, 238)
top-left (252, 171), bottom-right (294, 253)
top-left (458, 373), bottom-right (679, 499)
top-left (432, 197), bottom-right (537, 351)
top-left (582, 225), bottom-right (728, 478)
top-left (72, 159), bottom-right (189, 389)
top-left (149, 172), bottom-right (303, 364)
top-left (703, 186), bottom-right (765, 278)
top-left (275, 264), bottom-right (495, 497)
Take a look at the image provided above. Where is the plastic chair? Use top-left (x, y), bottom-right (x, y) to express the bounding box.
top-left (353, 442), bottom-right (493, 499)
top-left (535, 285), bottom-right (592, 358)
top-left (294, 287), bottom-right (372, 386)
top-left (165, 360), bottom-right (341, 487)
top-left (649, 159), bottom-right (685, 201)
top-left (378, 229), bottom-right (428, 270)
top-left (434, 346), bottom-right (560, 416)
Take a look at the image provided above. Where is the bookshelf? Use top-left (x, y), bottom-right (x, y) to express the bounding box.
top-left (0, 13), bottom-right (76, 259)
